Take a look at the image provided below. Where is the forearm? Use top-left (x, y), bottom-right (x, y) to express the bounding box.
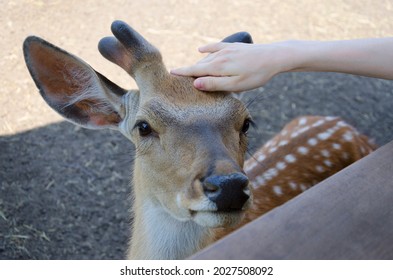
top-left (289, 38), bottom-right (393, 80)
top-left (171, 37), bottom-right (393, 92)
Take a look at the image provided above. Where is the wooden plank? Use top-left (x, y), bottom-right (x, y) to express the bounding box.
top-left (191, 140), bottom-right (393, 259)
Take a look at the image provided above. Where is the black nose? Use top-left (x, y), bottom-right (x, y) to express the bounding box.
top-left (202, 173), bottom-right (250, 212)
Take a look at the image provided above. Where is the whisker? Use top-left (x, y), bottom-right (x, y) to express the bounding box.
top-left (245, 150), bottom-right (267, 170)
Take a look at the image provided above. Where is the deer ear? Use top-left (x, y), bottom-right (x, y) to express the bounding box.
top-left (23, 36), bottom-right (129, 129)
top-left (222, 32), bottom-right (253, 44)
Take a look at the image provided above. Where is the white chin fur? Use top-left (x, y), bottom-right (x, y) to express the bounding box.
top-left (193, 211), bottom-right (244, 228)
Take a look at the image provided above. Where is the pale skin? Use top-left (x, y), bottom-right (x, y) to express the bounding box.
top-left (171, 38), bottom-right (393, 92)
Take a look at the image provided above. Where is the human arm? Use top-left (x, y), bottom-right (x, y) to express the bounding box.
top-left (170, 38), bottom-right (393, 92)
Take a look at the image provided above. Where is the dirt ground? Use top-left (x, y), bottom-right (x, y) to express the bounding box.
top-left (1, 0), bottom-right (392, 259)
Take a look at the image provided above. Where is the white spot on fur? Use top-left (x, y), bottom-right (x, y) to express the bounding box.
top-left (343, 131), bottom-right (354, 141)
top-left (300, 184), bottom-right (307, 191)
top-left (317, 131), bottom-right (331, 140)
top-left (316, 165), bottom-right (325, 173)
top-left (285, 154), bottom-right (296, 163)
top-left (291, 131), bottom-right (299, 138)
top-left (333, 143), bottom-right (342, 150)
top-left (243, 164), bottom-right (254, 174)
top-left (298, 126), bottom-right (311, 135)
top-left (276, 161), bottom-right (287, 170)
top-left (289, 182), bottom-right (297, 190)
top-left (244, 157), bottom-right (263, 172)
top-left (298, 117), bottom-right (307, 126)
top-left (297, 146), bottom-right (309, 155)
top-left (257, 154), bottom-right (266, 162)
top-left (269, 146), bottom-right (278, 154)
top-left (321, 149), bottom-right (330, 157)
top-left (312, 119), bottom-right (326, 128)
top-left (324, 160), bottom-right (333, 167)
top-left (273, 185), bottom-right (283, 196)
top-left (325, 116), bottom-right (337, 121)
top-left (264, 140), bottom-right (273, 148)
top-left (278, 140), bottom-right (289, 147)
top-left (255, 176), bottom-right (267, 187)
top-left (308, 138), bottom-right (318, 146)
top-left (263, 168), bottom-right (279, 180)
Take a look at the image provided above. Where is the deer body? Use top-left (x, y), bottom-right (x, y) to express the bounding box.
top-left (23, 21), bottom-right (374, 259)
top-left (215, 116), bottom-right (374, 239)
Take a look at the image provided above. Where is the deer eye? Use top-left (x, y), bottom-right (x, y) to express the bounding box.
top-left (135, 121), bottom-right (152, 137)
top-left (241, 119), bottom-right (251, 134)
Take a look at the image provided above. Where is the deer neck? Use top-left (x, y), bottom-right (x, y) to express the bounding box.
top-left (128, 183), bottom-right (214, 260)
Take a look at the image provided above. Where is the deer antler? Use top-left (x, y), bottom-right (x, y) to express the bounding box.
top-left (98, 20), bottom-right (165, 89)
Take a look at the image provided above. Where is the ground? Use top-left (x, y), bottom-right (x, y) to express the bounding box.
top-left (0, 0), bottom-right (392, 259)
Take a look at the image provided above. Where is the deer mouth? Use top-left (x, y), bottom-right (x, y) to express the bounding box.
top-left (190, 207), bottom-right (247, 228)
top-left (190, 208), bottom-right (244, 215)
top-left (177, 177), bottom-right (252, 227)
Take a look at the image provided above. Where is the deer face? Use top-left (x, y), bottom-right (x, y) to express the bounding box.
top-left (23, 20), bottom-right (253, 228)
top-left (127, 77), bottom-right (252, 227)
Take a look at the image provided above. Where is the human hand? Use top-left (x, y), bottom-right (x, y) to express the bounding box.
top-left (171, 41), bottom-right (295, 92)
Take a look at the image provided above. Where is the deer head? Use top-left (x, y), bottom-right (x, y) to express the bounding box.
top-left (24, 21), bottom-right (254, 258)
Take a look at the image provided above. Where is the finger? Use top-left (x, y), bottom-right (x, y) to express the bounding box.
top-left (194, 52), bottom-right (217, 65)
top-left (194, 76), bottom-right (238, 92)
top-left (198, 42), bottom-right (228, 53)
top-left (170, 63), bottom-right (213, 77)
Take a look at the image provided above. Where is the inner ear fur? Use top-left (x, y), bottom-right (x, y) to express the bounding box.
top-left (23, 36), bottom-right (128, 129)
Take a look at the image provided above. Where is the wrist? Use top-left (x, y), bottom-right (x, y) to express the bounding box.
top-left (268, 40), bottom-right (310, 74)
top-left (280, 40), bottom-right (318, 73)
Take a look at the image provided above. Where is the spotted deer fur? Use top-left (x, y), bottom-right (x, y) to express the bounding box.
top-left (23, 21), bottom-right (374, 259)
top-left (214, 116), bottom-right (374, 240)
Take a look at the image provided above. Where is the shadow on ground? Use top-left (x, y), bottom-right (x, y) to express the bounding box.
top-left (1, 73), bottom-right (392, 259)
top-left (0, 122), bottom-right (133, 259)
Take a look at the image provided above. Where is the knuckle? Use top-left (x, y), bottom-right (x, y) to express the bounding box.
top-left (217, 56), bottom-right (230, 64)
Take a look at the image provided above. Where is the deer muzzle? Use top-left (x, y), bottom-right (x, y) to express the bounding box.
top-left (202, 173), bottom-right (250, 212)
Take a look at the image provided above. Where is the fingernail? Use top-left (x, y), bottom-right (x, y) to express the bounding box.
top-left (194, 79), bottom-right (204, 90)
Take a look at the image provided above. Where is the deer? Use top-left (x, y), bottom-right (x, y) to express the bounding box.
top-left (23, 20), bottom-right (374, 259)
